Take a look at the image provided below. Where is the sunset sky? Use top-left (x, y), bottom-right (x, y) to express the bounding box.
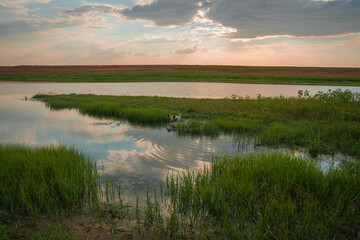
top-left (1, 0), bottom-right (359, 67)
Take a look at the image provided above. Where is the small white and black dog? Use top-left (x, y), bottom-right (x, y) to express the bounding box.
top-left (167, 113), bottom-right (181, 122)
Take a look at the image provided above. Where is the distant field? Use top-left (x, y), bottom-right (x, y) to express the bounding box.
top-left (1, 65), bottom-right (360, 85)
top-left (1, 72), bottom-right (360, 85)
top-left (1, 65), bottom-right (360, 77)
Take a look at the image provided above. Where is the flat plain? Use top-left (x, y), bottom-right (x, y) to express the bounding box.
top-left (1, 65), bottom-right (360, 85)
top-left (1, 65), bottom-right (360, 77)
top-left (1, 65), bottom-right (360, 239)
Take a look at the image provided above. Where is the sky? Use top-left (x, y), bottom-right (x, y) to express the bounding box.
top-left (0, 0), bottom-right (359, 67)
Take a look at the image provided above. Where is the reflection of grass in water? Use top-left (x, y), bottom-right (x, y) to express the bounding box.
top-left (2, 72), bottom-right (360, 85)
top-left (34, 89), bottom-right (360, 157)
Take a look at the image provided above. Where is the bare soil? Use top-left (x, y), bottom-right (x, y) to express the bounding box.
top-left (6, 213), bottom-right (140, 239)
top-left (1, 65), bottom-right (360, 77)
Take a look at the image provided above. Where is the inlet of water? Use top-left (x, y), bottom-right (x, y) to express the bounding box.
top-left (0, 82), bottom-right (357, 200)
top-left (1, 81), bottom-right (360, 99)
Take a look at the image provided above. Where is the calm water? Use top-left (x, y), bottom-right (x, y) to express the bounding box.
top-left (1, 81), bottom-right (360, 98)
top-left (0, 82), bottom-right (356, 199)
top-left (0, 93), bottom-right (250, 199)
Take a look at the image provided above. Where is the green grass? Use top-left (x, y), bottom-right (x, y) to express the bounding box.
top-left (163, 152), bottom-right (360, 239)
top-left (34, 89), bottom-right (360, 157)
top-left (0, 145), bottom-right (99, 215)
top-left (1, 145), bottom-right (360, 239)
top-left (2, 72), bottom-right (360, 85)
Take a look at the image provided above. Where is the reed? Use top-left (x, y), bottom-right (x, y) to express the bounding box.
top-left (0, 145), bottom-right (99, 215)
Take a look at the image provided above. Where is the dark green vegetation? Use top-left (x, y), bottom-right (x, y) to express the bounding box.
top-left (34, 89), bottom-right (360, 157)
top-left (0, 145), bottom-right (129, 239)
top-left (162, 153), bottom-right (360, 239)
top-left (0, 145), bottom-right (99, 215)
top-left (2, 72), bottom-right (360, 85)
top-left (2, 146), bottom-right (359, 239)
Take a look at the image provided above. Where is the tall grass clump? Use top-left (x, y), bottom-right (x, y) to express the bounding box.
top-left (0, 145), bottom-right (99, 215)
top-left (166, 153), bottom-right (360, 239)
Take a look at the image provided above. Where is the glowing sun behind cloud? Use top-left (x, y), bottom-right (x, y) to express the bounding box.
top-left (0, 0), bottom-right (359, 66)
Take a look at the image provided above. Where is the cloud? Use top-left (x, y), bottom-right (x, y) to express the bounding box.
top-left (61, 4), bottom-right (123, 18)
top-left (132, 36), bottom-right (183, 44)
top-left (0, 2), bottom-right (28, 15)
top-left (206, 0), bottom-right (360, 38)
top-left (338, 36), bottom-right (360, 46)
top-left (0, 0), bottom-right (51, 15)
top-left (31, 0), bottom-right (51, 3)
top-left (121, 0), bottom-right (209, 26)
top-left (88, 47), bottom-right (132, 58)
top-left (0, 4), bottom-right (122, 41)
top-left (0, 18), bottom-right (82, 40)
top-left (187, 10), bottom-right (237, 38)
top-left (3, 0), bottom-right (51, 3)
top-left (173, 45), bottom-right (208, 55)
top-left (64, 0), bottom-right (359, 38)
top-left (134, 51), bottom-right (149, 56)
top-left (135, 0), bottom-right (155, 5)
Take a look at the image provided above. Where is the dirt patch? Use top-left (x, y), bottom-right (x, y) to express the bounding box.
top-left (0, 65), bottom-right (360, 77)
top-left (4, 212), bottom-right (138, 239)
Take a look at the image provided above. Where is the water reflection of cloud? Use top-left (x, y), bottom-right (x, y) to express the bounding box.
top-left (135, 138), bottom-right (154, 149)
top-left (98, 148), bottom-right (172, 182)
top-left (0, 114), bottom-right (40, 146)
top-left (194, 160), bottom-right (211, 171)
top-left (101, 149), bottom-right (146, 174)
top-left (41, 108), bottom-right (133, 142)
top-left (0, 94), bottom-right (257, 195)
top-left (41, 107), bottom-right (131, 143)
top-left (70, 123), bottom-right (128, 142)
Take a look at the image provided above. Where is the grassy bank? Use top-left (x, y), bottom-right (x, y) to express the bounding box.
top-left (2, 72), bottom-right (360, 85)
top-left (0, 145), bottom-right (129, 239)
top-left (34, 89), bottom-right (360, 157)
top-left (162, 153), bottom-right (360, 239)
top-left (0, 145), bottom-right (99, 215)
top-left (1, 146), bottom-right (359, 239)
